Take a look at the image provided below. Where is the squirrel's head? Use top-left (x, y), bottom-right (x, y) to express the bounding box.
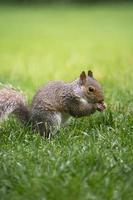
top-left (79, 70), bottom-right (106, 112)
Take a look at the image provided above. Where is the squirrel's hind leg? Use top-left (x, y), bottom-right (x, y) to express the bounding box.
top-left (31, 111), bottom-right (62, 138)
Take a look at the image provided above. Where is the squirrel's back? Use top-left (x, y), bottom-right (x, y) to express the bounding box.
top-left (31, 80), bottom-right (73, 112)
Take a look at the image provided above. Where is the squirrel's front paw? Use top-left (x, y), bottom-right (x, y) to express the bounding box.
top-left (96, 102), bottom-right (106, 112)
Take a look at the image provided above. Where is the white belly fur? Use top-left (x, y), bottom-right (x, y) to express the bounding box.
top-left (80, 97), bottom-right (88, 105)
top-left (61, 113), bottom-right (71, 127)
top-left (55, 112), bottom-right (71, 128)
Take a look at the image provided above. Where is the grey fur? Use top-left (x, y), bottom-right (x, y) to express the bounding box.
top-left (0, 72), bottom-right (105, 138)
top-left (0, 86), bottom-right (30, 124)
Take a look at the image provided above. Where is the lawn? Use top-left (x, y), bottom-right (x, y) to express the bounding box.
top-left (0, 3), bottom-right (133, 200)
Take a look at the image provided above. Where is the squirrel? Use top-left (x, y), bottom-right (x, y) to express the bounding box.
top-left (0, 70), bottom-right (106, 138)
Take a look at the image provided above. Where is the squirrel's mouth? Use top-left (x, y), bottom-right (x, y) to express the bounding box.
top-left (96, 101), bottom-right (106, 112)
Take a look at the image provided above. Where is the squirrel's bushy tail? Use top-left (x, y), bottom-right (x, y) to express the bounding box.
top-left (0, 86), bottom-right (30, 124)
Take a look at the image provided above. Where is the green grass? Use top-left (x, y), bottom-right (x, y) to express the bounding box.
top-left (0, 3), bottom-right (133, 200)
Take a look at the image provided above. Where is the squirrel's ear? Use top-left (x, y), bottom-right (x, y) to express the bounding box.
top-left (88, 70), bottom-right (93, 78)
top-left (80, 71), bottom-right (86, 85)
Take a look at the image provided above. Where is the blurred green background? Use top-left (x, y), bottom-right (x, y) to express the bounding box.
top-left (0, 1), bottom-right (133, 200)
top-left (0, 3), bottom-right (133, 95)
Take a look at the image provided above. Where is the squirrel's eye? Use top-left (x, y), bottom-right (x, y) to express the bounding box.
top-left (88, 86), bottom-right (94, 92)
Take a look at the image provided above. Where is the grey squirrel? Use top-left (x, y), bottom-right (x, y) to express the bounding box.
top-left (0, 70), bottom-right (106, 138)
